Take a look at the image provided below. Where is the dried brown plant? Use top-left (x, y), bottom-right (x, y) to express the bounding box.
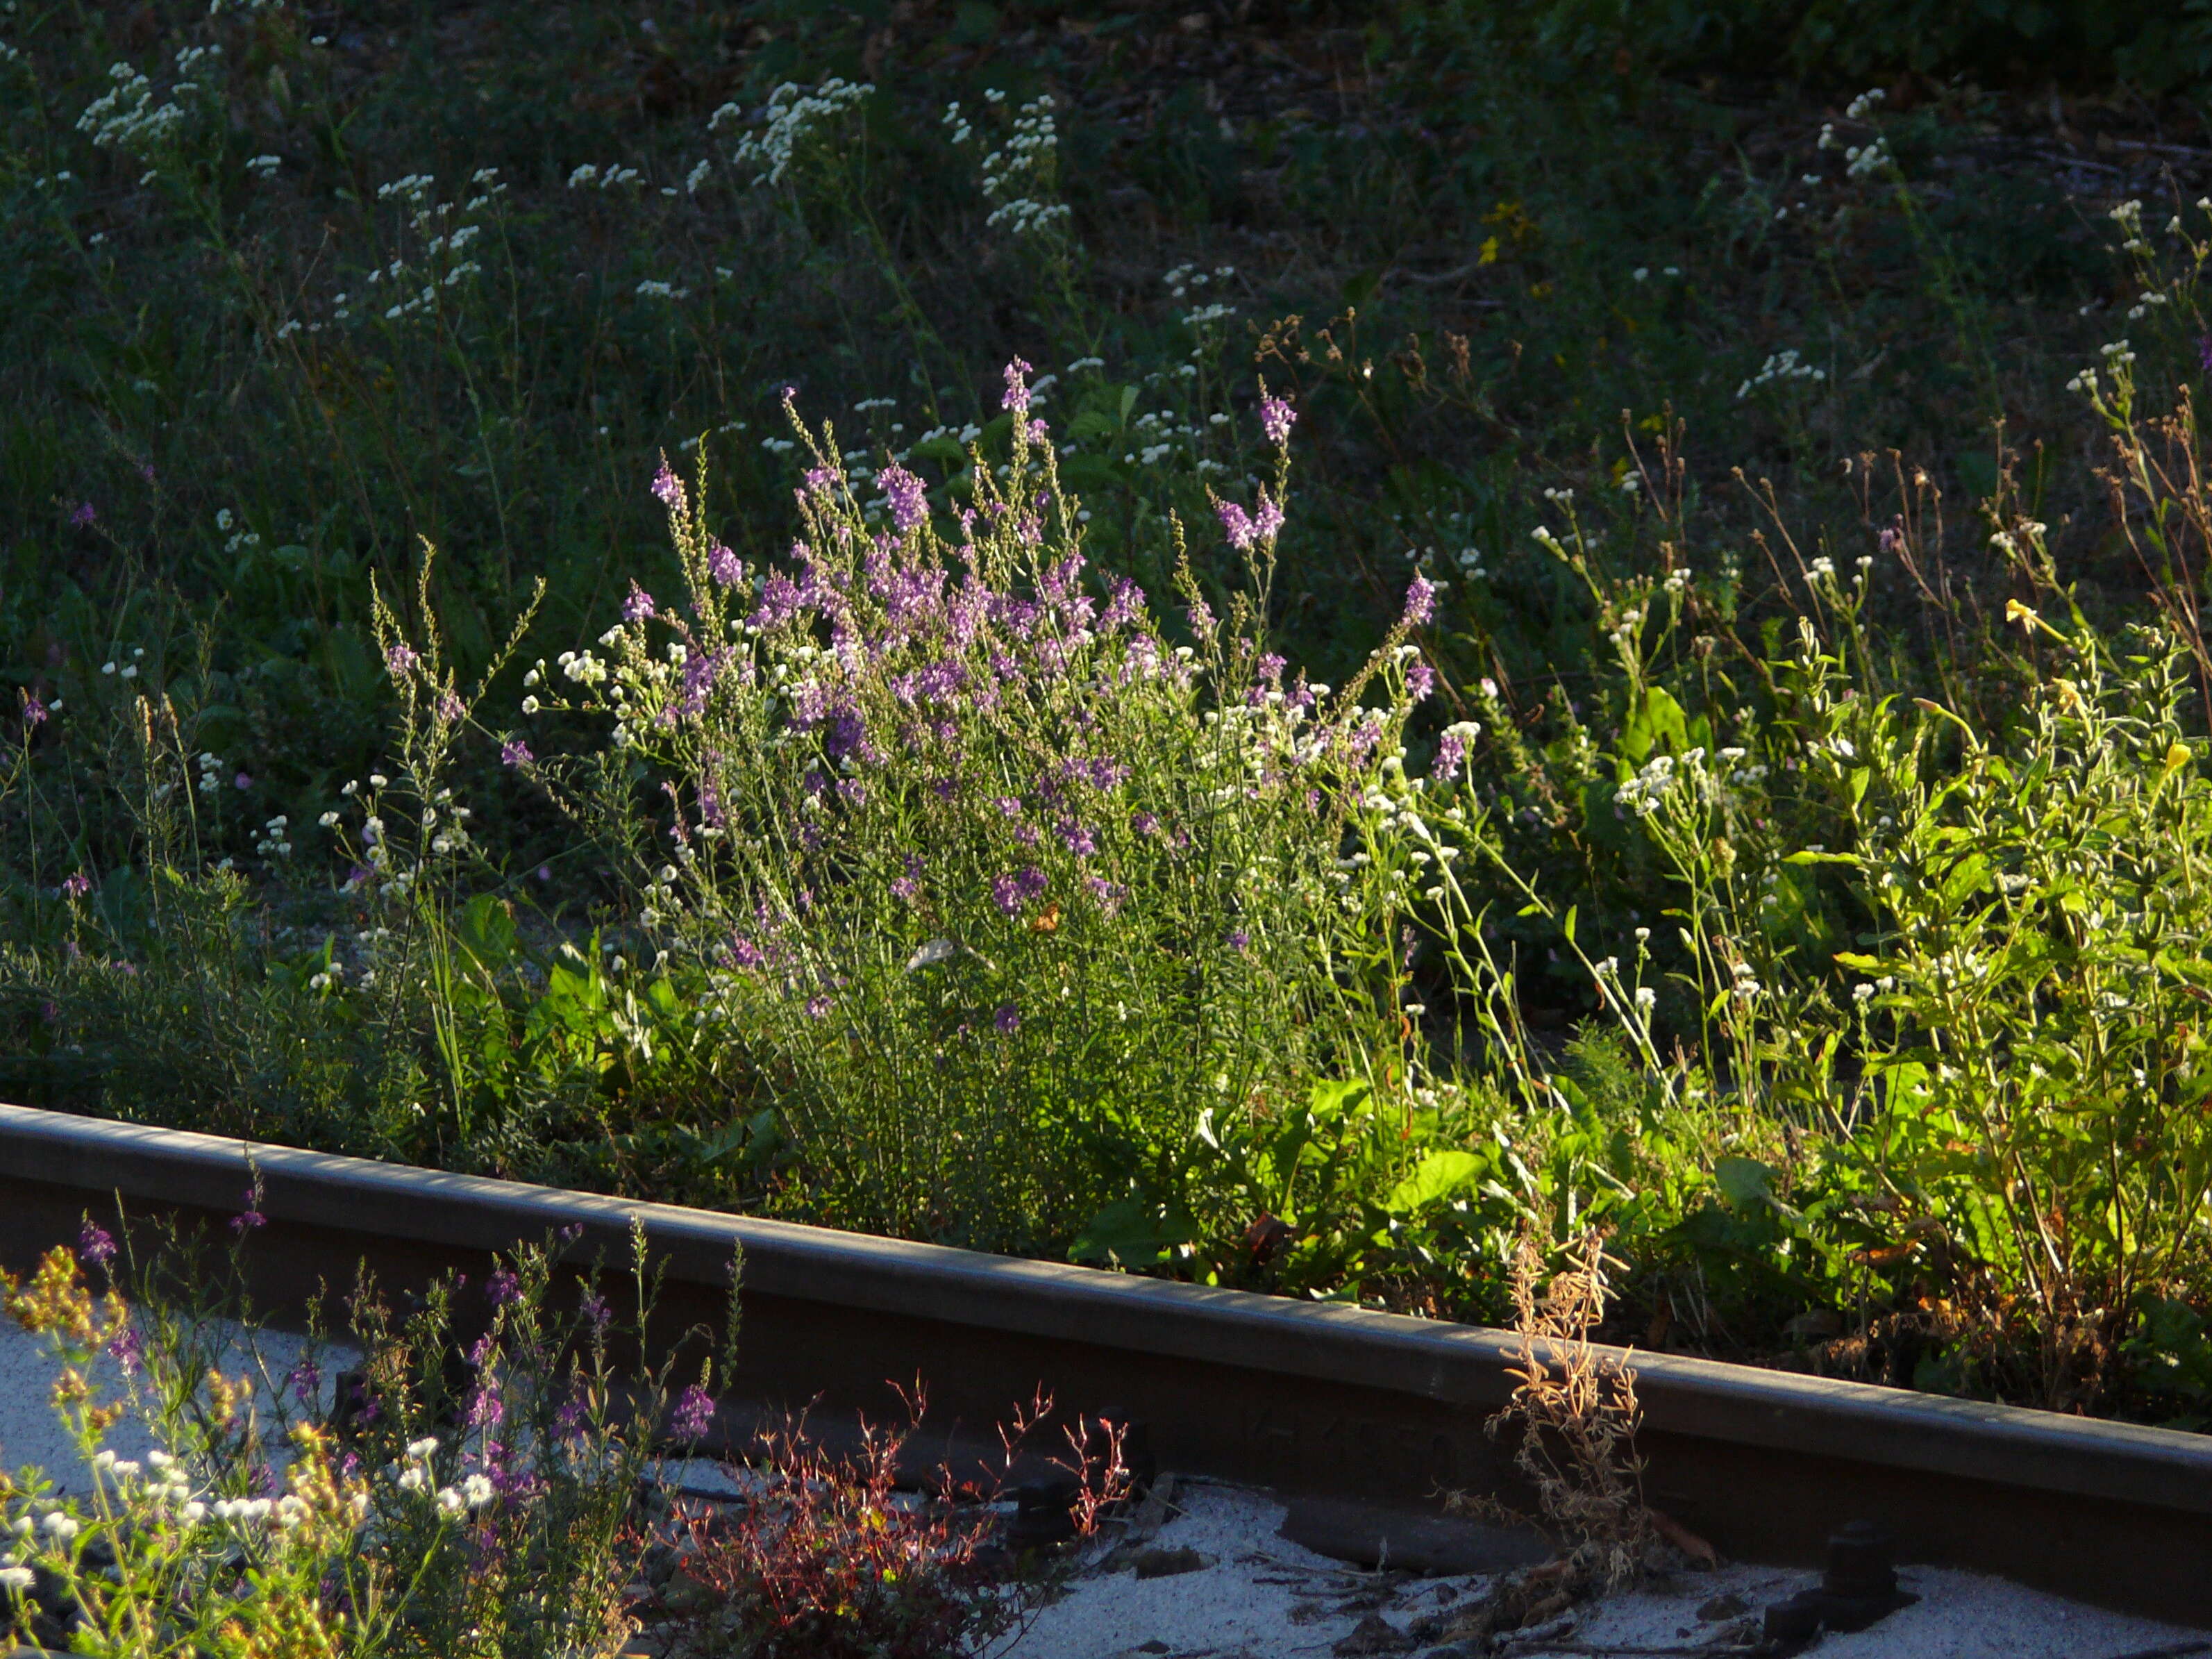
top-left (1483, 1232), bottom-right (1654, 1594)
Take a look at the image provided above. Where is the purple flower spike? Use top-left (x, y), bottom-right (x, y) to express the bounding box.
top-left (62, 872), bottom-right (92, 899)
top-left (22, 697), bottom-right (47, 728)
top-left (1002, 356), bottom-right (1034, 414)
top-left (501, 738), bottom-right (533, 767)
top-left (994, 1002), bottom-right (1021, 1035)
top-left (672, 1383), bottom-right (715, 1442)
top-left (2200, 333), bottom-right (2212, 376)
top-left (1407, 658), bottom-right (1435, 701)
top-left (1216, 500), bottom-right (1255, 551)
top-left (651, 462), bottom-right (686, 510)
top-left (623, 582), bottom-right (657, 623)
top-left (1218, 491), bottom-right (1284, 551)
top-left (1259, 396), bottom-right (1296, 446)
top-left (878, 462), bottom-right (929, 533)
top-left (79, 1219), bottom-right (117, 1268)
top-left (385, 643), bottom-right (419, 675)
top-left (707, 540), bottom-right (741, 585)
top-left (486, 1268), bottom-right (521, 1307)
top-left (69, 501), bottom-right (97, 528)
top-left (1402, 576), bottom-right (1436, 627)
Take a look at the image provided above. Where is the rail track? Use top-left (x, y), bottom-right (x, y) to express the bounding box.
top-left (2, 1100), bottom-right (2208, 1626)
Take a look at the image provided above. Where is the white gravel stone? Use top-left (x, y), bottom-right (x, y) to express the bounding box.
top-left (1000, 1478), bottom-right (2212, 1659)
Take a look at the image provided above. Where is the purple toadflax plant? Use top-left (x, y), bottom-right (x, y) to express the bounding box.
top-left (523, 364), bottom-right (1439, 1253)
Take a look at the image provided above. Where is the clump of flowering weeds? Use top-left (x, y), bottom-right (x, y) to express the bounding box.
top-left (0, 1214), bottom-right (717, 1659)
top-left (644, 1387), bottom-right (1127, 1659)
top-left (519, 365), bottom-right (1435, 1254)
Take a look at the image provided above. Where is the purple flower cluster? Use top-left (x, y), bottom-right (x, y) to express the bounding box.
top-left (78, 1219), bottom-right (117, 1267)
top-left (991, 866), bottom-right (1048, 916)
top-left (1259, 395), bottom-right (1296, 446)
top-left (671, 1383), bottom-right (716, 1441)
top-left (652, 462), bottom-right (687, 510)
top-left (501, 737), bottom-right (533, 767)
top-left (878, 462), bottom-right (930, 533)
top-left (1402, 576), bottom-right (1437, 628)
top-left (1216, 492), bottom-right (1286, 552)
top-left (623, 582), bottom-right (657, 624)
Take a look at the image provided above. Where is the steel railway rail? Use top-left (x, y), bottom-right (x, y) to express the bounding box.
top-left (2, 1101), bottom-right (2207, 1625)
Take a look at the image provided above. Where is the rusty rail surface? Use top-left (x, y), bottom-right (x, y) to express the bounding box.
top-left (1, 1101), bottom-right (2207, 1624)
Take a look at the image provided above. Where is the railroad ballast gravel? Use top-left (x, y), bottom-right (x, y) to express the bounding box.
top-left (5, 1319), bottom-right (2207, 1657)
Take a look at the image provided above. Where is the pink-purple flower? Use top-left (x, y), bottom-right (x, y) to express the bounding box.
top-left (708, 540), bottom-right (742, 585)
top-left (1002, 356), bottom-right (1034, 415)
top-left (1216, 491), bottom-right (1284, 551)
top-left (878, 462), bottom-right (929, 533)
top-left (501, 738), bottom-right (533, 767)
top-left (1434, 730), bottom-right (1469, 778)
top-left (651, 462), bottom-right (687, 510)
top-left (1402, 576), bottom-right (1436, 627)
top-left (994, 1002), bottom-right (1021, 1035)
top-left (1259, 396), bottom-right (1296, 446)
top-left (62, 872), bottom-right (92, 899)
top-left (623, 582), bottom-right (657, 623)
top-left (671, 1383), bottom-right (715, 1441)
top-left (79, 1219), bottom-right (117, 1267)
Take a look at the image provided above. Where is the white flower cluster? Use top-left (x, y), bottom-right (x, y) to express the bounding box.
top-left (1615, 751), bottom-right (1683, 817)
top-left (566, 162), bottom-right (643, 191)
top-left (100, 646), bottom-right (146, 682)
top-left (76, 44), bottom-right (221, 156)
top-left (1736, 348), bottom-right (1826, 401)
top-left (949, 91), bottom-right (1073, 237)
top-left (2109, 199), bottom-right (2151, 256)
top-left (728, 76), bottom-right (873, 188)
top-left (1164, 262), bottom-right (1235, 301)
top-left (255, 813), bottom-right (292, 859)
top-left (2066, 337), bottom-right (2137, 396)
top-left (351, 171), bottom-right (501, 327)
